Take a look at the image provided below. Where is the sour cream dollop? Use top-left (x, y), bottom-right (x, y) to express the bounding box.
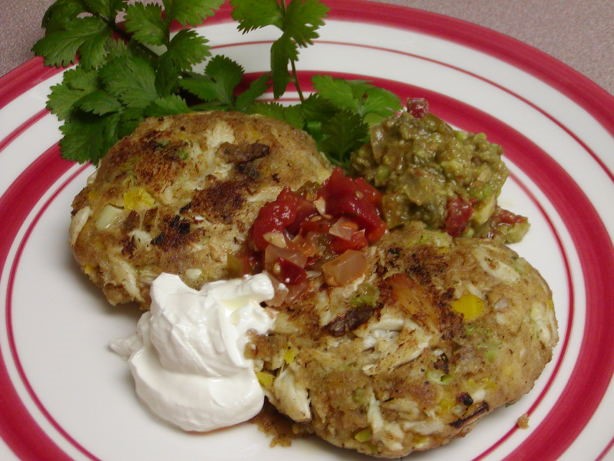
top-left (110, 272), bottom-right (275, 432)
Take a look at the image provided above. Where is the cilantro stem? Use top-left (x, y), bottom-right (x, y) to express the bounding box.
top-left (290, 59), bottom-right (305, 102)
top-left (100, 15), bottom-right (161, 62)
top-left (280, 0), bottom-right (304, 102)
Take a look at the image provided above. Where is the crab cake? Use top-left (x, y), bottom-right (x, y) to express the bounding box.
top-left (249, 223), bottom-right (557, 458)
top-left (69, 111), bottom-right (332, 307)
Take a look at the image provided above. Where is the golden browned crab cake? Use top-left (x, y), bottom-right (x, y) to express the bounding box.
top-left (69, 111), bottom-right (332, 307)
top-left (249, 223), bottom-right (557, 458)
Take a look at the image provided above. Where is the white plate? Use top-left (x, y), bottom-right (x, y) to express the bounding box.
top-left (1, 1), bottom-right (612, 460)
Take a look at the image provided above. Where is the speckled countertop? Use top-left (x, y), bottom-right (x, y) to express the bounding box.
top-left (1, 0), bottom-right (612, 94)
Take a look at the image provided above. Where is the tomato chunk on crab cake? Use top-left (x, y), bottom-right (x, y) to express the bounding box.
top-left (248, 222), bottom-right (557, 458)
top-left (69, 111), bottom-right (332, 307)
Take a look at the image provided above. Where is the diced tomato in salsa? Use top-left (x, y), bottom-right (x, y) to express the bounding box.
top-left (330, 231), bottom-right (368, 253)
top-left (319, 168), bottom-right (386, 243)
top-left (444, 196), bottom-right (473, 237)
top-left (299, 216), bottom-right (332, 235)
top-left (247, 168), bottom-right (387, 285)
top-left (249, 188), bottom-right (316, 251)
top-left (276, 258), bottom-right (308, 285)
top-left (406, 98), bottom-right (429, 118)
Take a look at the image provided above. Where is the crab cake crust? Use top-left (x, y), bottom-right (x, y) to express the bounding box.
top-left (69, 111), bottom-right (332, 307)
top-left (249, 223), bottom-right (557, 458)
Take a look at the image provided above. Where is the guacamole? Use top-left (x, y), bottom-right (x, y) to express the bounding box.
top-left (350, 101), bottom-right (528, 243)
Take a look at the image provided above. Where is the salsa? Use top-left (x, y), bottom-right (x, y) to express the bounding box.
top-left (242, 168), bottom-right (386, 295)
top-left (350, 99), bottom-right (528, 243)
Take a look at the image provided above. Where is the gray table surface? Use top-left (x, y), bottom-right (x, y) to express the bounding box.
top-left (0, 0), bottom-right (612, 95)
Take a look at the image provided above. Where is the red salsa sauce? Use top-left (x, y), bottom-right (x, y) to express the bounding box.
top-left (242, 168), bottom-right (386, 291)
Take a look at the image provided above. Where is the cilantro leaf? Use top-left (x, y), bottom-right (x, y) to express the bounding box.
top-left (250, 102), bottom-right (304, 129)
top-left (125, 3), bottom-right (167, 46)
top-left (155, 56), bottom-right (180, 96)
top-left (41, 0), bottom-right (85, 33)
top-left (153, 30), bottom-right (210, 95)
top-left (231, 0), bottom-right (282, 31)
top-left (270, 33), bottom-right (297, 98)
top-left (165, 29), bottom-right (210, 70)
top-left (235, 74), bottom-right (270, 111)
top-left (284, 0), bottom-right (328, 47)
top-left (180, 76), bottom-right (221, 104)
top-left (360, 85), bottom-right (402, 125)
top-left (163, 0), bottom-right (225, 26)
top-left (317, 111), bottom-right (367, 167)
top-left (311, 75), bottom-right (359, 112)
top-left (117, 107), bottom-right (145, 138)
top-left (312, 75), bottom-right (401, 123)
top-left (32, 16), bottom-right (110, 68)
top-left (204, 55), bottom-right (244, 103)
top-left (75, 90), bottom-right (122, 115)
top-left (231, 0), bottom-right (328, 100)
top-left (144, 95), bottom-right (191, 117)
top-left (298, 93), bottom-right (336, 140)
top-left (154, 30), bottom-right (209, 95)
top-left (180, 56), bottom-right (244, 106)
top-left (77, 28), bottom-right (112, 69)
top-left (63, 66), bottom-right (100, 91)
top-left (300, 92), bottom-right (336, 119)
top-left (99, 55), bottom-right (159, 108)
top-left (46, 68), bottom-right (99, 120)
top-left (206, 55), bottom-right (244, 86)
top-left (304, 77), bottom-right (400, 166)
top-left (60, 112), bottom-right (120, 163)
top-left (105, 37), bottom-right (129, 59)
top-left (82, 0), bottom-right (125, 19)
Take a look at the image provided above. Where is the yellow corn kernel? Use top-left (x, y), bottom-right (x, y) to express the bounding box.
top-left (83, 264), bottom-right (96, 278)
top-left (283, 347), bottom-right (297, 365)
top-left (412, 434), bottom-right (429, 448)
top-left (354, 428), bottom-right (372, 443)
top-left (245, 127), bottom-right (263, 143)
top-left (480, 376), bottom-right (497, 390)
top-left (451, 294), bottom-right (485, 321)
top-left (123, 187), bottom-right (155, 211)
top-left (256, 371), bottom-right (275, 389)
top-left (438, 396), bottom-right (455, 413)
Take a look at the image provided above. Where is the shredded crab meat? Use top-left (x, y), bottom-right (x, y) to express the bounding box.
top-left (109, 258), bottom-right (142, 301)
top-left (272, 368), bottom-right (311, 422)
top-left (367, 394), bottom-right (384, 434)
top-left (69, 206), bottom-right (91, 245)
top-left (473, 246), bottom-right (520, 284)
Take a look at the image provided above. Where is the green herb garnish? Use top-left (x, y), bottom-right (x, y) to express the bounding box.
top-left (33, 0), bottom-right (401, 166)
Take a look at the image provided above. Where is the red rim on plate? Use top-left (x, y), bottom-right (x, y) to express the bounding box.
top-left (1, 1), bottom-right (612, 460)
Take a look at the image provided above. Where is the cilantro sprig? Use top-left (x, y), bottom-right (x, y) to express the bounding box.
top-left (33, 0), bottom-right (401, 167)
top-left (231, 0), bottom-right (328, 99)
